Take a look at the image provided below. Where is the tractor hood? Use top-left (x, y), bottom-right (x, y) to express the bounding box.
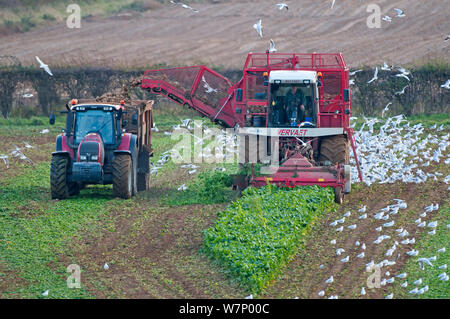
top-left (269, 70), bottom-right (317, 84)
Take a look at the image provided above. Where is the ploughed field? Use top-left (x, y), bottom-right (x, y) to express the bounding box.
top-left (0, 0), bottom-right (449, 68)
top-left (0, 109), bottom-right (448, 299)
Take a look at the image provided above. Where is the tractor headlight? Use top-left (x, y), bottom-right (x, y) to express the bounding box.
top-left (91, 155), bottom-right (99, 161)
top-left (80, 155), bottom-right (87, 161)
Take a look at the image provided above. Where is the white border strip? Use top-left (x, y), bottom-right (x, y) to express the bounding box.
top-left (238, 127), bottom-right (344, 137)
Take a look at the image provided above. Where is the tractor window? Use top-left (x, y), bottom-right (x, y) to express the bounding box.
top-left (245, 71), bottom-right (267, 100)
top-left (74, 110), bottom-right (115, 145)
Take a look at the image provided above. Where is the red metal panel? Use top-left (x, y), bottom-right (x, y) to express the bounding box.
top-left (118, 133), bottom-right (132, 151)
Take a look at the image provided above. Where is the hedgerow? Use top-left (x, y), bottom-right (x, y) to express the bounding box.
top-left (203, 184), bottom-right (334, 293)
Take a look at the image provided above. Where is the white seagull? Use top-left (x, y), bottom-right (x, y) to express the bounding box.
top-left (382, 102), bottom-right (392, 117)
top-left (253, 19), bottom-right (263, 38)
top-left (394, 8), bottom-right (405, 18)
top-left (170, 1), bottom-right (199, 12)
top-left (440, 79), bottom-right (450, 89)
top-left (277, 3), bottom-right (289, 10)
top-left (367, 67), bottom-right (378, 84)
top-left (269, 39), bottom-right (277, 53)
top-left (395, 85), bottom-right (409, 96)
top-left (35, 56), bottom-right (53, 76)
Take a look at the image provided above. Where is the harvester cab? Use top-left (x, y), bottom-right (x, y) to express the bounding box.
top-left (49, 99), bottom-right (153, 200)
top-left (141, 52), bottom-right (363, 203)
top-left (268, 70), bottom-right (320, 128)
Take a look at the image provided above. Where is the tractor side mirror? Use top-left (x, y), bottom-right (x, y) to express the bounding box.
top-left (236, 89), bottom-right (243, 102)
top-left (343, 89), bottom-right (350, 102)
top-left (49, 114), bottom-right (55, 125)
top-left (131, 113), bottom-right (138, 126)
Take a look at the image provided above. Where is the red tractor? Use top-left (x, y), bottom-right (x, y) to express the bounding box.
top-left (49, 99), bottom-right (153, 199)
top-left (141, 52), bottom-right (362, 203)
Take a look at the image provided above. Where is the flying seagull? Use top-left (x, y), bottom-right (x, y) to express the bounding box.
top-left (23, 93), bottom-right (34, 98)
top-left (382, 102), bottom-right (392, 117)
top-left (277, 3), bottom-right (289, 10)
top-left (395, 85), bottom-right (409, 95)
top-left (367, 67), bottom-right (378, 84)
top-left (394, 8), bottom-right (405, 18)
top-left (202, 76), bottom-right (217, 93)
top-left (170, 1), bottom-right (199, 12)
top-left (253, 19), bottom-right (263, 38)
top-left (269, 39), bottom-right (277, 53)
top-left (382, 15), bottom-right (392, 22)
top-left (35, 56), bottom-right (53, 76)
top-left (395, 73), bottom-right (410, 81)
top-left (441, 79), bottom-right (450, 89)
top-left (350, 69), bottom-right (362, 76)
top-left (381, 62), bottom-right (392, 71)
top-left (445, 35), bottom-right (450, 41)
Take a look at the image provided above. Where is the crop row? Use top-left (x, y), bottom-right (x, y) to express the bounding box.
top-left (203, 184), bottom-right (334, 293)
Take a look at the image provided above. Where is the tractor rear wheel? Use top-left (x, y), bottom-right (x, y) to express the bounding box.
top-left (112, 154), bottom-right (133, 199)
top-left (319, 135), bottom-right (349, 165)
top-left (50, 155), bottom-right (70, 199)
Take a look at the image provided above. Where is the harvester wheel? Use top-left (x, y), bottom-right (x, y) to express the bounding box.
top-left (50, 155), bottom-right (70, 199)
top-left (334, 186), bottom-right (343, 204)
top-left (112, 154), bottom-right (133, 199)
top-left (319, 135), bottom-right (349, 165)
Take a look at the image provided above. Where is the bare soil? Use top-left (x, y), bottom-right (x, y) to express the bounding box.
top-left (0, 0), bottom-right (448, 69)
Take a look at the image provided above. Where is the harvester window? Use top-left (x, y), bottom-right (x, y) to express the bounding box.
top-left (269, 84), bottom-right (316, 127)
top-left (245, 71), bottom-right (267, 100)
top-left (74, 110), bottom-right (115, 145)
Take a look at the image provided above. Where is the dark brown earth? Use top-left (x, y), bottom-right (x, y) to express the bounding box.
top-left (0, 0), bottom-right (449, 69)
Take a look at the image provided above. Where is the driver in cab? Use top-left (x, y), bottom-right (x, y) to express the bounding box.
top-left (286, 86), bottom-right (306, 127)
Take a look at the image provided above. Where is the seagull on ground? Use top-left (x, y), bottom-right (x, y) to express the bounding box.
top-left (170, 1), bottom-right (199, 12)
top-left (394, 8), bottom-right (405, 18)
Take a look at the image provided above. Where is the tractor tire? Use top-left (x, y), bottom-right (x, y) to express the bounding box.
top-left (112, 154), bottom-right (133, 199)
top-left (334, 186), bottom-right (344, 204)
top-left (50, 155), bottom-right (70, 200)
top-left (319, 135), bottom-right (349, 165)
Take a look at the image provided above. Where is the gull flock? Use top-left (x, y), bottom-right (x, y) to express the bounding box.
top-left (319, 199), bottom-right (448, 299)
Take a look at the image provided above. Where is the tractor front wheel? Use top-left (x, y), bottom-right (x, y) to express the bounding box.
top-left (50, 155), bottom-right (70, 199)
top-left (112, 154), bottom-right (133, 199)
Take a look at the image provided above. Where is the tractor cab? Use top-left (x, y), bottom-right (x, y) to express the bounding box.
top-left (268, 70), bottom-right (319, 128)
top-left (67, 100), bottom-right (127, 148)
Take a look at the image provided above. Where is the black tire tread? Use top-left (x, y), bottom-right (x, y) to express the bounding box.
top-left (50, 155), bottom-right (69, 199)
top-left (319, 135), bottom-right (349, 165)
top-left (112, 154), bottom-right (132, 199)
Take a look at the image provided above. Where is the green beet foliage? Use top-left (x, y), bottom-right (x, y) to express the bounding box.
top-left (203, 184), bottom-right (334, 293)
